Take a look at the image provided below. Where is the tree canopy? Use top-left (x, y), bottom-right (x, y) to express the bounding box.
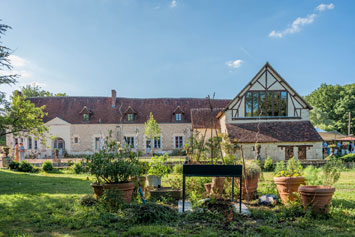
top-left (144, 112), bottom-right (161, 152)
top-left (305, 83), bottom-right (355, 135)
top-left (0, 21), bottom-right (48, 137)
top-left (21, 84), bottom-right (67, 98)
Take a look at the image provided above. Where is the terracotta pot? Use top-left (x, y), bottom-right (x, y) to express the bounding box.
top-left (274, 176), bottom-right (305, 204)
top-left (211, 177), bottom-right (225, 197)
top-left (298, 185), bottom-right (335, 214)
top-left (90, 183), bottom-right (104, 199)
top-left (147, 175), bottom-right (161, 188)
top-left (204, 183), bottom-right (212, 194)
top-left (102, 182), bottom-right (136, 204)
top-left (236, 174), bottom-right (259, 200)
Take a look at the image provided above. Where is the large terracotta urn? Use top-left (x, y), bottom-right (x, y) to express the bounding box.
top-left (236, 174), bottom-right (260, 200)
top-left (102, 182), bottom-right (136, 203)
top-left (274, 176), bottom-right (305, 204)
top-left (298, 185), bottom-right (335, 214)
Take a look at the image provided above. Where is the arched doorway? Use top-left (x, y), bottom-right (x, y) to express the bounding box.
top-left (53, 138), bottom-right (65, 157)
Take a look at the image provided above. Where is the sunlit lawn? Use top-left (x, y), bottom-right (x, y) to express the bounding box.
top-left (0, 169), bottom-right (354, 236)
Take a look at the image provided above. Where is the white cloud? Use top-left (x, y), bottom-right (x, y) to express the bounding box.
top-left (269, 3), bottom-right (334, 38)
top-left (226, 59), bottom-right (243, 69)
top-left (170, 0), bottom-right (177, 8)
top-left (316, 3), bottom-right (334, 12)
top-left (8, 55), bottom-right (28, 67)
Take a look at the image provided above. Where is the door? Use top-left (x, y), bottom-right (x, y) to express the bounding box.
top-left (285, 146), bottom-right (294, 161)
top-left (298, 146), bottom-right (307, 160)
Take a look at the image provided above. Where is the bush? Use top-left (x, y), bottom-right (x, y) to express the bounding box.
top-left (172, 164), bottom-right (183, 174)
top-left (263, 156), bottom-right (274, 171)
top-left (123, 203), bottom-right (178, 224)
top-left (71, 161), bottom-right (86, 174)
top-left (18, 161), bottom-right (34, 172)
top-left (9, 160), bottom-right (20, 170)
top-left (42, 161), bottom-right (54, 172)
top-left (340, 153), bottom-right (355, 163)
top-left (79, 195), bottom-right (97, 207)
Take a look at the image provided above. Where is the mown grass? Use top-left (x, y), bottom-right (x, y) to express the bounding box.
top-left (0, 169), bottom-right (354, 236)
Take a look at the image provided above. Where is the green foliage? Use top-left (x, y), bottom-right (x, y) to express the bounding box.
top-left (79, 195), bottom-right (97, 207)
top-left (339, 153), bottom-right (355, 162)
top-left (263, 156), bottom-right (274, 171)
top-left (274, 158), bottom-right (303, 177)
top-left (303, 166), bottom-right (322, 185)
top-left (86, 131), bottom-right (140, 184)
top-left (148, 154), bottom-right (168, 177)
top-left (100, 189), bottom-right (125, 212)
top-left (322, 158), bottom-right (343, 185)
top-left (9, 160), bottom-right (20, 170)
top-left (172, 163), bottom-right (183, 174)
top-left (18, 161), bottom-right (34, 172)
top-left (123, 203), bottom-right (178, 224)
top-left (306, 83), bottom-right (355, 134)
top-left (137, 161), bottom-right (150, 176)
top-left (122, 225), bottom-right (175, 237)
top-left (244, 159), bottom-right (262, 179)
top-left (41, 161), bottom-right (53, 172)
top-left (71, 161), bottom-right (87, 174)
top-left (21, 84), bottom-right (67, 98)
top-left (144, 112), bottom-right (161, 153)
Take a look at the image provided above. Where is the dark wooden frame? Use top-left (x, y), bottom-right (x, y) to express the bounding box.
top-left (182, 164), bottom-right (243, 213)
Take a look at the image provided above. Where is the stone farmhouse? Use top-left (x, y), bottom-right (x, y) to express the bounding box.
top-left (6, 63), bottom-right (323, 161)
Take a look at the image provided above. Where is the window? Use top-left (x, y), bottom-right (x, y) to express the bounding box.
top-left (245, 91), bottom-right (287, 117)
top-left (74, 137), bottom-right (79, 144)
top-left (124, 136), bottom-right (135, 148)
top-left (127, 114), bottom-right (135, 121)
top-left (95, 137), bottom-right (102, 150)
top-left (28, 137), bottom-right (32, 149)
top-left (175, 136), bottom-right (184, 148)
top-left (83, 114), bottom-right (90, 122)
top-left (146, 139), bottom-right (151, 149)
top-left (34, 140), bottom-right (38, 150)
top-left (154, 137), bottom-right (161, 149)
top-left (176, 113), bottom-right (182, 121)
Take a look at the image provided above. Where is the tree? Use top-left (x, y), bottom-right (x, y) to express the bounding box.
top-left (306, 83), bottom-right (355, 135)
top-left (21, 84), bottom-right (67, 97)
top-left (144, 112), bottom-right (161, 154)
top-left (0, 21), bottom-right (48, 138)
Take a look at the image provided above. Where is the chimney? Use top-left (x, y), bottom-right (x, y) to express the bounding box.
top-left (111, 89), bottom-right (116, 108)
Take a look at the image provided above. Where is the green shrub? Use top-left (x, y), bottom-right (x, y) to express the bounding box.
top-left (9, 160), bottom-right (20, 170)
top-left (18, 161), bottom-right (33, 172)
top-left (123, 203), bottom-right (178, 224)
top-left (138, 161), bottom-right (150, 176)
top-left (79, 195), bottom-right (97, 207)
top-left (263, 156), bottom-right (274, 171)
top-left (71, 161), bottom-right (86, 174)
top-left (42, 161), bottom-right (54, 172)
top-left (148, 154), bottom-right (168, 177)
top-left (340, 153), bottom-right (355, 162)
top-left (172, 163), bottom-right (183, 174)
top-left (274, 158), bottom-right (303, 177)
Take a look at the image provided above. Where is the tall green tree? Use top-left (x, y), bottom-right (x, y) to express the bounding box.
top-left (0, 21), bottom-right (48, 137)
top-left (144, 112), bottom-right (161, 154)
top-left (306, 83), bottom-right (355, 135)
top-left (21, 84), bottom-right (67, 97)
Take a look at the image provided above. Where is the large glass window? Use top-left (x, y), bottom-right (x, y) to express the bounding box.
top-left (245, 91), bottom-right (287, 117)
top-left (154, 137), bottom-right (161, 148)
top-left (83, 114), bottom-right (89, 122)
top-left (124, 136), bottom-right (135, 148)
top-left (175, 136), bottom-right (183, 148)
top-left (127, 114), bottom-right (135, 121)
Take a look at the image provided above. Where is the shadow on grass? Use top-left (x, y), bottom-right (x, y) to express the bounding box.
top-left (0, 170), bottom-right (91, 195)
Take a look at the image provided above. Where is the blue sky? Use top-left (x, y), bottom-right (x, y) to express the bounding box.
top-left (0, 0), bottom-right (354, 99)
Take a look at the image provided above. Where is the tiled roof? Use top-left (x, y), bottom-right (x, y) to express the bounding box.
top-left (226, 121), bottom-right (323, 143)
top-left (191, 108), bottom-right (224, 129)
top-left (29, 97), bottom-right (230, 124)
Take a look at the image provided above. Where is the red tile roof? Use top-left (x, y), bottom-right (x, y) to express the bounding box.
top-left (226, 121), bottom-right (323, 143)
top-left (29, 97), bottom-right (230, 124)
top-left (191, 108), bottom-right (224, 129)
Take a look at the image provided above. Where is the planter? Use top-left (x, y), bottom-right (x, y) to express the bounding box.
top-left (236, 174), bottom-right (259, 200)
top-left (90, 183), bottom-right (104, 199)
top-left (211, 177), bottom-right (225, 197)
top-left (149, 187), bottom-right (182, 201)
top-left (298, 185), bottom-right (335, 214)
top-left (274, 176), bottom-right (305, 204)
top-left (147, 175), bottom-right (161, 188)
top-left (102, 182), bottom-right (136, 204)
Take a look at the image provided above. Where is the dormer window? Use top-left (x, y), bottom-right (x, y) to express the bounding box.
top-left (173, 106), bottom-right (184, 122)
top-left (82, 114), bottom-right (90, 122)
top-left (79, 106), bottom-right (92, 122)
top-left (128, 114), bottom-right (135, 121)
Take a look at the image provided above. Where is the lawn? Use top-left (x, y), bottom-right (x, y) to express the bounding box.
top-left (0, 169), bottom-right (354, 236)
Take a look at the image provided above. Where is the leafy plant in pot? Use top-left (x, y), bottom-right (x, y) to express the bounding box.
top-left (299, 158), bottom-right (342, 214)
top-left (273, 158), bottom-right (305, 205)
top-left (236, 159), bottom-right (262, 200)
top-left (87, 131), bottom-right (139, 203)
top-left (147, 154), bottom-right (168, 187)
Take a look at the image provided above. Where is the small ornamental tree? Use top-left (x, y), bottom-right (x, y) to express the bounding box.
top-left (144, 112), bottom-right (161, 154)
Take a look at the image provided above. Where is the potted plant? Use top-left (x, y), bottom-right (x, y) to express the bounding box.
top-left (147, 154), bottom-right (168, 187)
top-left (273, 157), bottom-right (305, 204)
top-left (299, 158), bottom-right (342, 214)
top-left (132, 161), bottom-right (150, 190)
top-left (237, 159), bottom-right (261, 200)
top-left (87, 131), bottom-right (139, 203)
